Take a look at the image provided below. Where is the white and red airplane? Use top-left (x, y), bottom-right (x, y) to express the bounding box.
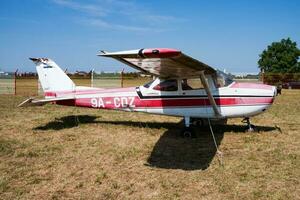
top-left (19, 48), bottom-right (276, 137)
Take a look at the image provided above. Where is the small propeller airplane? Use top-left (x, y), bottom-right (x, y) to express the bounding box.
top-left (19, 48), bottom-right (277, 137)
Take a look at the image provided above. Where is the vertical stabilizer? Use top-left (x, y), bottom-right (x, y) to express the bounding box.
top-left (30, 58), bottom-right (75, 97)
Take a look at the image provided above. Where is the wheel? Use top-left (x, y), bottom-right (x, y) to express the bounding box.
top-left (192, 118), bottom-right (204, 127)
top-left (181, 128), bottom-right (196, 138)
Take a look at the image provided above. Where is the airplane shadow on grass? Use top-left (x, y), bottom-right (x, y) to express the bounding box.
top-left (34, 115), bottom-right (278, 170)
top-left (34, 115), bottom-right (98, 130)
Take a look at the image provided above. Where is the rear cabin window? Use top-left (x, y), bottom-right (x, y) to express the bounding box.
top-left (153, 79), bottom-right (178, 91)
top-left (181, 78), bottom-right (204, 90)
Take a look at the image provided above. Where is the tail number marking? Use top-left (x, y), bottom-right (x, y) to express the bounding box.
top-left (91, 97), bottom-right (135, 108)
top-left (114, 97), bottom-right (135, 108)
top-left (91, 98), bottom-right (105, 108)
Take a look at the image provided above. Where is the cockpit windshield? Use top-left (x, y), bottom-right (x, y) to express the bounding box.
top-left (216, 70), bottom-right (234, 87)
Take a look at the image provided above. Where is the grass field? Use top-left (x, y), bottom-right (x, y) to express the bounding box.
top-left (0, 90), bottom-right (299, 199)
top-left (0, 79), bottom-right (14, 94)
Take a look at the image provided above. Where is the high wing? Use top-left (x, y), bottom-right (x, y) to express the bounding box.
top-left (99, 48), bottom-right (221, 116)
top-left (98, 48), bottom-right (216, 78)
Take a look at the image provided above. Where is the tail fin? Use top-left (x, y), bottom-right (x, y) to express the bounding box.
top-left (30, 58), bottom-right (75, 96)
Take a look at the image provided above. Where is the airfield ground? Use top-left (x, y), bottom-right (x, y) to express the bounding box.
top-left (0, 90), bottom-right (299, 199)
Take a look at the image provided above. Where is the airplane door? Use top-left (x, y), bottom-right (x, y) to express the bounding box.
top-left (180, 78), bottom-right (210, 117)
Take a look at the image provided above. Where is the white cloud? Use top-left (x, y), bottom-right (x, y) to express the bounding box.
top-left (0, 17), bottom-right (39, 24)
top-left (52, 0), bottom-right (107, 16)
top-left (52, 0), bottom-right (181, 32)
top-left (82, 18), bottom-right (161, 32)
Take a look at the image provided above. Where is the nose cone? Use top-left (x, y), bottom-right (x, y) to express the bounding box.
top-left (225, 82), bottom-right (277, 117)
top-left (255, 84), bottom-right (277, 105)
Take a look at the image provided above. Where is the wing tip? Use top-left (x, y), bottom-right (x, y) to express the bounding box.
top-left (97, 50), bottom-right (108, 56)
top-left (29, 57), bottom-right (39, 61)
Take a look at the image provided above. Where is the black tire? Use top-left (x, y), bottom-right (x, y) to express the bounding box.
top-left (191, 118), bottom-right (204, 127)
top-left (181, 127), bottom-right (196, 138)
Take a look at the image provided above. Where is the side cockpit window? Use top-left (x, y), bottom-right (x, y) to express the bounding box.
top-left (181, 78), bottom-right (204, 90)
top-left (153, 79), bottom-right (178, 91)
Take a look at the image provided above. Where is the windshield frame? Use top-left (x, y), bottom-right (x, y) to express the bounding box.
top-left (216, 70), bottom-right (234, 87)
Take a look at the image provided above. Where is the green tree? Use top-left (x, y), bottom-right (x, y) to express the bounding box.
top-left (258, 38), bottom-right (300, 73)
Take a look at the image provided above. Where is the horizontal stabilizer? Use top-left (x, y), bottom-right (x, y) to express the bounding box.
top-left (18, 97), bottom-right (75, 107)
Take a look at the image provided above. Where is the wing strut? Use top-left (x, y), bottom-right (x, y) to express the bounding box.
top-left (199, 71), bottom-right (221, 117)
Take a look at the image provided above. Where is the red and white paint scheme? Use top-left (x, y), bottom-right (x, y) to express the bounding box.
top-left (19, 48), bottom-right (276, 136)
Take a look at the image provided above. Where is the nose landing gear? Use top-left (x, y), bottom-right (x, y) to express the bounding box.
top-left (181, 116), bottom-right (196, 138)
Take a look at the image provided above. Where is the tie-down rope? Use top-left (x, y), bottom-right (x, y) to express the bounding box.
top-left (207, 118), bottom-right (224, 166)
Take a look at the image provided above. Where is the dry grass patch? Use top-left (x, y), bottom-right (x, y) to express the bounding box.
top-left (0, 90), bottom-right (299, 199)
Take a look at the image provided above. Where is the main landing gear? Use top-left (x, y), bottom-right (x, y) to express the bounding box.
top-left (181, 116), bottom-right (196, 138)
top-left (242, 117), bottom-right (256, 132)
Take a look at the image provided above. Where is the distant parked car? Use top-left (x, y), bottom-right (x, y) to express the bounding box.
top-left (282, 82), bottom-right (300, 89)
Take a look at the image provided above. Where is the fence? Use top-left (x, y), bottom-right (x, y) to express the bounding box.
top-left (262, 73), bottom-right (300, 84)
top-left (2, 71), bottom-right (300, 95)
top-left (0, 71), bottom-right (152, 96)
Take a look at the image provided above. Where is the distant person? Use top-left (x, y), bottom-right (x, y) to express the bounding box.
top-left (277, 84), bottom-right (282, 95)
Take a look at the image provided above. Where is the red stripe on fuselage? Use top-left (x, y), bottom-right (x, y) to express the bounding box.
top-left (44, 91), bottom-right (57, 97)
top-left (57, 96), bottom-right (274, 109)
top-left (140, 97), bottom-right (274, 107)
top-left (47, 87), bottom-right (274, 109)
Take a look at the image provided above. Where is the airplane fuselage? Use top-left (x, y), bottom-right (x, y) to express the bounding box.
top-left (50, 81), bottom-right (276, 119)
top-left (24, 50), bottom-right (277, 135)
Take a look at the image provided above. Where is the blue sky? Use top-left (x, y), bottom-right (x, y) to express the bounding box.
top-left (0, 0), bottom-right (299, 73)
